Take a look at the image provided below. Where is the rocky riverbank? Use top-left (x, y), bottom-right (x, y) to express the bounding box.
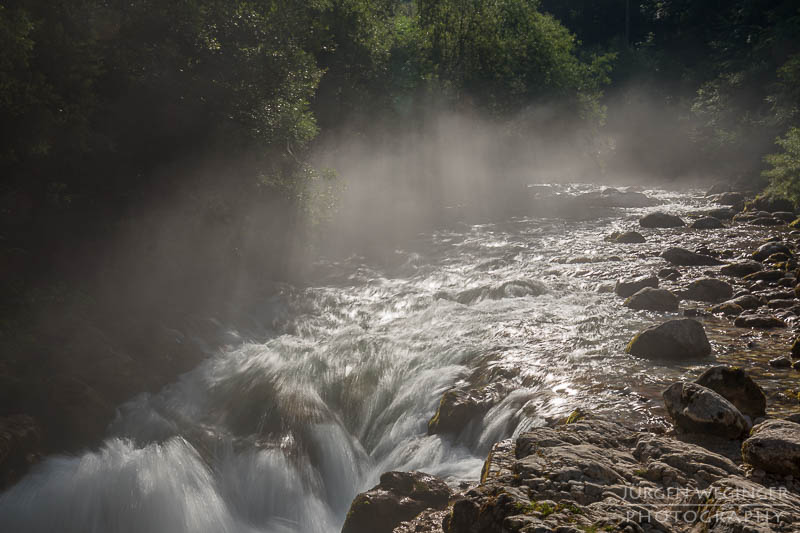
top-left (342, 186), bottom-right (800, 533)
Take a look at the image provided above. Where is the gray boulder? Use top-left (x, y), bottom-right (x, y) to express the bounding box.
top-left (720, 261), bottom-right (762, 277)
top-left (623, 287), bottom-right (679, 312)
top-left (733, 313), bottom-right (786, 328)
top-left (694, 366), bottom-right (766, 418)
top-left (690, 217), bottom-right (724, 229)
top-left (639, 212), bottom-right (685, 228)
top-left (729, 294), bottom-right (762, 309)
top-left (341, 471), bottom-right (451, 533)
top-left (614, 275), bottom-right (659, 298)
top-left (663, 382), bottom-right (749, 439)
top-left (742, 419), bottom-right (800, 477)
top-left (661, 247), bottom-right (724, 266)
top-left (752, 241), bottom-right (791, 261)
top-left (716, 191), bottom-right (744, 205)
top-left (613, 230), bottom-right (646, 243)
top-left (626, 319), bottom-right (712, 360)
top-left (683, 278), bottom-right (734, 302)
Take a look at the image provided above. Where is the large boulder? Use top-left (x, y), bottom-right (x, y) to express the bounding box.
top-left (661, 247), bottom-right (724, 266)
top-left (639, 212), bottom-right (685, 228)
top-left (625, 319), bottom-right (712, 360)
top-left (720, 261), bottom-right (762, 277)
top-left (341, 471), bottom-right (452, 533)
top-left (683, 278), bottom-right (734, 302)
top-left (694, 366), bottom-right (766, 418)
top-left (623, 287), bottom-right (679, 312)
top-left (663, 382), bottom-right (749, 439)
top-left (747, 194), bottom-right (795, 213)
top-left (752, 241), bottom-right (792, 261)
top-left (689, 217), bottom-right (724, 229)
top-left (614, 275), bottom-right (658, 298)
top-left (742, 419), bottom-right (800, 477)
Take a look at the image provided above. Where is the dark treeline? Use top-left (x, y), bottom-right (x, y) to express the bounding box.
top-left (0, 0), bottom-right (799, 467)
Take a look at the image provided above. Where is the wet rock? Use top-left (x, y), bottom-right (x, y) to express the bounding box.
top-left (625, 318), bottom-right (712, 360)
top-left (706, 207), bottom-right (737, 220)
top-left (709, 302), bottom-right (743, 316)
top-left (0, 415), bottom-right (42, 490)
top-left (623, 287), bottom-right (679, 312)
top-left (764, 252), bottom-right (792, 264)
top-left (752, 241), bottom-right (792, 261)
top-left (690, 216), bottom-right (725, 229)
top-left (772, 211), bottom-right (797, 222)
top-left (683, 278), bottom-right (734, 302)
top-left (761, 289), bottom-right (795, 301)
top-left (716, 191), bottom-right (745, 205)
top-left (639, 212), bottom-right (685, 228)
top-left (794, 360), bottom-right (800, 370)
top-left (393, 509), bottom-right (448, 533)
top-left (662, 382), bottom-right (749, 439)
top-left (612, 230), bottom-right (645, 243)
top-left (427, 386), bottom-right (504, 436)
top-left (614, 275), bottom-right (658, 298)
top-left (791, 337), bottom-right (800, 358)
top-left (342, 471), bottom-right (452, 533)
top-left (747, 194), bottom-right (795, 213)
top-left (769, 356), bottom-right (792, 368)
top-left (742, 419), bottom-right (800, 477)
top-left (661, 247), bottom-right (724, 266)
top-left (750, 216), bottom-right (783, 226)
top-left (720, 260), bottom-right (762, 277)
top-left (743, 269), bottom-right (785, 282)
top-left (657, 268), bottom-right (681, 280)
top-left (730, 294), bottom-right (762, 309)
top-left (694, 366), bottom-right (766, 418)
top-left (733, 313), bottom-right (787, 328)
top-left (768, 298), bottom-right (798, 309)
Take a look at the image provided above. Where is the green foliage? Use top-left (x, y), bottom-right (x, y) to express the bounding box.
top-left (764, 128), bottom-right (800, 205)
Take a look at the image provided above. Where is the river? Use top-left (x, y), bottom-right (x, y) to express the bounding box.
top-left (0, 183), bottom-right (796, 533)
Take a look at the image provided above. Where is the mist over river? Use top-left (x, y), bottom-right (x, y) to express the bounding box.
top-left (1, 184), bottom-right (796, 533)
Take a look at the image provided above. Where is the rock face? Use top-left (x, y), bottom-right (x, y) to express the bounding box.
top-left (694, 366), bottom-right (766, 418)
top-left (623, 287), bottom-right (679, 312)
top-left (752, 241), bottom-right (792, 261)
top-left (626, 319), bottom-right (712, 360)
top-left (661, 247), bottom-right (724, 266)
top-left (742, 419), bottom-right (800, 477)
top-left (639, 212), bottom-right (686, 228)
top-left (614, 275), bottom-right (658, 298)
top-left (442, 418), bottom-right (800, 533)
top-left (341, 471), bottom-right (451, 533)
top-left (720, 260), bottom-right (762, 277)
top-left (690, 216), bottom-right (725, 229)
top-left (683, 278), bottom-right (734, 302)
top-left (662, 382), bottom-right (749, 439)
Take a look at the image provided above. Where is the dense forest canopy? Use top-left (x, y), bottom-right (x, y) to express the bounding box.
top-left (1, 0), bottom-right (799, 320)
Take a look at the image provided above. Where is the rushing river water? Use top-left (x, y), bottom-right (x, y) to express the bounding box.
top-left (1, 184), bottom-right (798, 533)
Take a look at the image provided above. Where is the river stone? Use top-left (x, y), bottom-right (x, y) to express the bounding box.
top-left (694, 366), bottom-right (766, 418)
top-left (625, 319), bottom-right (712, 360)
top-left (730, 294), bottom-right (762, 310)
top-left (707, 207), bottom-right (737, 220)
top-left (614, 275), bottom-right (658, 298)
top-left (662, 382), bottom-right (749, 439)
top-left (747, 195), bottom-right (795, 213)
top-left (341, 471), bottom-right (451, 533)
top-left (773, 211), bottom-right (796, 222)
top-left (742, 419), bottom-right (800, 476)
top-left (613, 230), bottom-right (645, 243)
top-left (750, 216), bottom-right (783, 226)
top-left (689, 216), bottom-right (724, 229)
top-left (709, 302), bottom-right (742, 316)
top-left (639, 212), bottom-right (685, 228)
top-left (743, 269), bottom-right (785, 282)
top-left (767, 298), bottom-right (797, 309)
top-left (716, 191), bottom-right (745, 205)
top-left (769, 356), bottom-right (792, 368)
top-left (623, 287), bottom-right (679, 312)
top-left (791, 337), bottom-right (800, 358)
top-left (683, 278), bottom-right (733, 302)
top-left (752, 241), bottom-right (792, 261)
top-left (720, 261), bottom-right (762, 277)
top-left (660, 247), bottom-right (724, 266)
top-left (427, 385), bottom-right (503, 436)
top-left (733, 313), bottom-right (786, 328)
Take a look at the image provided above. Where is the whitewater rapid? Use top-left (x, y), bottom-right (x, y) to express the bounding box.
top-left (0, 185), bottom-right (755, 533)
